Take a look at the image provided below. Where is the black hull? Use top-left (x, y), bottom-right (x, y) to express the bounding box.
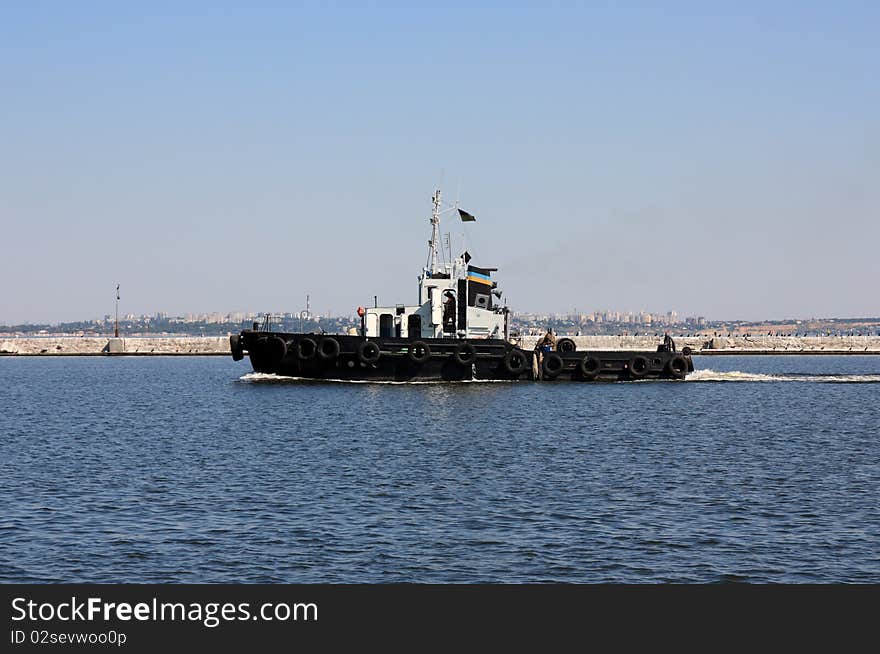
top-left (231, 331), bottom-right (694, 382)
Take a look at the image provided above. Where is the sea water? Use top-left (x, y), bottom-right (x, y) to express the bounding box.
top-left (1, 355), bottom-right (878, 582)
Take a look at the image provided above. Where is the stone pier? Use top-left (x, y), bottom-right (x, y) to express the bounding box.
top-left (517, 334), bottom-right (880, 355)
top-left (0, 337), bottom-right (231, 356)
top-left (1, 334), bottom-right (879, 356)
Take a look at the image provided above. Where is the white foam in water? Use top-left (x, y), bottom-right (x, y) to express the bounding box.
top-left (240, 370), bottom-right (880, 385)
top-left (687, 369), bottom-right (880, 383)
top-left (238, 372), bottom-right (513, 385)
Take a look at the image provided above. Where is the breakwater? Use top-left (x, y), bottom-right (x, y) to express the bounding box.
top-left (2, 334), bottom-right (879, 356)
top-left (0, 336), bottom-right (230, 356)
top-left (518, 334), bottom-right (880, 355)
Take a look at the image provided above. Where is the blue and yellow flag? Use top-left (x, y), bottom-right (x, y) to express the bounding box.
top-left (466, 266), bottom-right (492, 286)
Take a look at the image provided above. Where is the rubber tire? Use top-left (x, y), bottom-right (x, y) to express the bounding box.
top-left (453, 342), bottom-right (477, 366)
top-left (667, 355), bottom-right (688, 380)
top-left (629, 355), bottom-right (649, 378)
top-left (318, 337), bottom-right (340, 360)
top-left (556, 338), bottom-right (576, 353)
top-left (357, 340), bottom-right (381, 364)
top-left (407, 340), bottom-right (431, 364)
top-left (579, 355), bottom-right (601, 379)
top-left (295, 338), bottom-right (317, 360)
top-left (230, 334), bottom-right (244, 361)
top-left (259, 335), bottom-right (286, 361)
top-left (503, 348), bottom-right (528, 375)
top-left (542, 352), bottom-right (564, 379)
top-left (681, 346), bottom-right (693, 356)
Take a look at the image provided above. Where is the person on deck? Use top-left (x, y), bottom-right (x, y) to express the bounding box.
top-left (533, 328), bottom-right (556, 378)
top-left (535, 328), bottom-right (557, 353)
top-left (442, 291), bottom-right (456, 333)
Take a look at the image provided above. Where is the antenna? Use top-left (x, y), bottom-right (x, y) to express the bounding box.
top-left (426, 188), bottom-right (442, 273)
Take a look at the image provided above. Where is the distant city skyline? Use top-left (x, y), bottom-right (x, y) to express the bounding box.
top-left (10, 307), bottom-right (694, 325)
top-left (2, 3), bottom-right (877, 324)
top-left (4, 305), bottom-right (879, 330)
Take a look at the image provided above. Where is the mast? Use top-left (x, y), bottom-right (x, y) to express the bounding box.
top-left (426, 189), bottom-right (442, 274)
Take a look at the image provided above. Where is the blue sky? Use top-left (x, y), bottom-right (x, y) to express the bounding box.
top-left (1, 1), bottom-right (877, 323)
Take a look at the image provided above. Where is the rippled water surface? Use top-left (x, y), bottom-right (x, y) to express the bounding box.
top-left (1, 355), bottom-right (878, 582)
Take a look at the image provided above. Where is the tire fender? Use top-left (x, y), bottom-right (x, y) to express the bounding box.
top-left (453, 342), bottom-right (477, 366)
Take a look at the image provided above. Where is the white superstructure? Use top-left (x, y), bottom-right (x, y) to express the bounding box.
top-left (364, 189), bottom-right (509, 340)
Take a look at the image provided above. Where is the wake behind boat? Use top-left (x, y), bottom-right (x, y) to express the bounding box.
top-left (230, 190), bottom-right (694, 382)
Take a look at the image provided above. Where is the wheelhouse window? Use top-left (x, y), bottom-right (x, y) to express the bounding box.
top-left (379, 313), bottom-right (394, 338)
top-left (407, 314), bottom-right (422, 338)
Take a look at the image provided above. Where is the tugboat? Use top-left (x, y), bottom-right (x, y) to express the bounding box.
top-left (230, 190), bottom-right (694, 382)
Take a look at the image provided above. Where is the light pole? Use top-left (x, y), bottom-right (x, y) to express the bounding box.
top-left (115, 284), bottom-right (120, 338)
top-left (300, 294), bottom-right (311, 332)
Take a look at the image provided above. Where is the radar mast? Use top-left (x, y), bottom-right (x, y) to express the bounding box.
top-left (426, 189), bottom-right (442, 274)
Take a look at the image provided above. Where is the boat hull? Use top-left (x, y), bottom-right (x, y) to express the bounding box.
top-left (231, 331), bottom-right (694, 382)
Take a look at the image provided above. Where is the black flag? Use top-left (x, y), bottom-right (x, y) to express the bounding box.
top-left (458, 208), bottom-right (476, 222)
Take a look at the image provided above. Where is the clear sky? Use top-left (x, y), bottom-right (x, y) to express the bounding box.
top-left (1, 1), bottom-right (877, 324)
